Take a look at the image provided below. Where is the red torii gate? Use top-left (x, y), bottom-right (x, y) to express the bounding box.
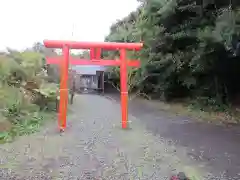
top-left (43, 40), bottom-right (143, 131)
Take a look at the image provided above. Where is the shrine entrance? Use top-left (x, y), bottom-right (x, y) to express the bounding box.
top-left (43, 40), bottom-right (143, 131)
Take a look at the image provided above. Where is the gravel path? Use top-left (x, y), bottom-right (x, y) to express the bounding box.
top-left (0, 94), bottom-right (215, 179)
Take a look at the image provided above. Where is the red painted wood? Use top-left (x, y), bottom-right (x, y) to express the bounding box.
top-left (59, 46), bottom-right (69, 130)
top-left (44, 40), bottom-right (143, 50)
top-left (46, 58), bottom-right (140, 67)
top-left (43, 39), bottom-right (143, 130)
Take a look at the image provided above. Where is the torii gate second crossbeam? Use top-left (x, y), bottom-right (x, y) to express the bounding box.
top-left (43, 40), bottom-right (143, 131)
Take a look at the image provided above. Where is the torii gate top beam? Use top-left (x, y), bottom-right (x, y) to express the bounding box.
top-left (44, 40), bottom-right (143, 51)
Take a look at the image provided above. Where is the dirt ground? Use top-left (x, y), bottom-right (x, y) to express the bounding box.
top-left (104, 93), bottom-right (240, 180)
top-left (0, 94), bottom-right (238, 179)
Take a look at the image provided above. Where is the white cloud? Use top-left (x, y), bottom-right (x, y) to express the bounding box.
top-left (0, 0), bottom-right (140, 51)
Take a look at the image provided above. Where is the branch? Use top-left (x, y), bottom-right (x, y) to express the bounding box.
top-left (129, 89), bottom-right (151, 101)
top-left (107, 80), bottom-right (120, 92)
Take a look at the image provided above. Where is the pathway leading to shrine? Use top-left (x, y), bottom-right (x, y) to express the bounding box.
top-left (0, 94), bottom-right (236, 179)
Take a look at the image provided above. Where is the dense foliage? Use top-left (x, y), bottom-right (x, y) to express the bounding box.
top-left (0, 43), bottom-right (59, 142)
top-left (104, 0), bottom-right (240, 110)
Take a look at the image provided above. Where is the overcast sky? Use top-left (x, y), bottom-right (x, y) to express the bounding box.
top-left (0, 0), bottom-right (140, 51)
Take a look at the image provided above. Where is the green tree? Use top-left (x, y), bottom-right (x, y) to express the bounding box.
top-left (104, 0), bottom-right (240, 110)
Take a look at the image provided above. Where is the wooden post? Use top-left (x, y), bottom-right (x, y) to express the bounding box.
top-left (59, 45), bottom-right (69, 131)
top-left (102, 71), bottom-right (104, 94)
top-left (120, 49), bottom-right (128, 129)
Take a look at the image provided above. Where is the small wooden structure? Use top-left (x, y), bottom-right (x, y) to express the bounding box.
top-left (72, 66), bottom-right (105, 93)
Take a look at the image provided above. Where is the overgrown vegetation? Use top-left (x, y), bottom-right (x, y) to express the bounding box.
top-left (104, 0), bottom-right (240, 123)
top-left (0, 43), bottom-right (59, 143)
